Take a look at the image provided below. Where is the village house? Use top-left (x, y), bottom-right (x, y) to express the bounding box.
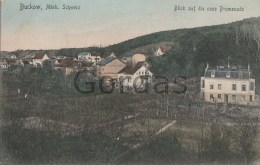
top-left (100, 52), bottom-right (116, 59)
top-left (118, 61), bottom-right (153, 90)
top-left (32, 54), bottom-right (49, 67)
top-left (2, 54), bottom-right (17, 59)
top-left (0, 59), bottom-right (8, 69)
top-left (4, 59), bottom-right (16, 68)
top-left (154, 45), bottom-right (171, 56)
top-left (78, 52), bottom-right (101, 65)
top-left (201, 63), bottom-right (255, 105)
top-left (0, 58), bottom-right (33, 69)
top-left (97, 56), bottom-right (126, 79)
top-left (54, 57), bottom-right (79, 75)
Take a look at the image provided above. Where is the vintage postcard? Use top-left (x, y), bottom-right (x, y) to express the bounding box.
top-left (0, 0), bottom-right (260, 164)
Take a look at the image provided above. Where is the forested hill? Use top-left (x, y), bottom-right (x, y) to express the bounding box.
top-left (2, 17), bottom-right (260, 77)
top-left (105, 17), bottom-right (260, 78)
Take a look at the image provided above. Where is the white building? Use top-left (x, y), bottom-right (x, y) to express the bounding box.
top-left (32, 54), bottom-right (49, 67)
top-left (201, 64), bottom-right (255, 105)
top-left (78, 52), bottom-right (101, 65)
top-left (0, 59), bottom-right (8, 69)
top-left (154, 45), bottom-right (171, 56)
top-left (118, 61), bottom-right (153, 89)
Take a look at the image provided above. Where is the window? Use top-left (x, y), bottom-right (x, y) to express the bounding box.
top-left (201, 80), bottom-right (205, 88)
top-left (211, 71), bottom-right (215, 77)
top-left (250, 82), bottom-right (255, 91)
top-left (218, 84), bottom-right (222, 90)
top-left (202, 92), bottom-right (205, 99)
top-left (210, 94), bottom-right (214, 100)
top-left (232, 84), bottom-right (236, 91)
top-left (232, 95), bottom-right (236, 101)
top-left (128, 78), bottom-right (131, 83)
top-left (226, 72), bottom-right (231, 78)
top-left (242, 95), bottom-right (246, 100)
top-left (242, 84), bottom-right (246, 91)
top-left (218, 94), bottom-right (221, 99)
top-left (210, 84), bottom-right (214, 90)
top-left (250, 95), bottom-right (253, 102)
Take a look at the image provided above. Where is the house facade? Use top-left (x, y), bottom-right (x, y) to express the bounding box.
top-left (54, 57), bottom-right (79, 75)
top-left (154, 45), bottom-right (171, 56)
top-left (118, 62), bottom-right (153, 89)
top-left (201, 64), bottom-right (255, 105)
top-left (78, 52), bottom-right (101, 65)
top-left (32, 54), bottom-right (49, 66)
top-left (0, 59), bottom-right (8, 69)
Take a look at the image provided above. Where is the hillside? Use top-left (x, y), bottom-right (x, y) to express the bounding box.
top-left (1, 17), bottom-right (260, 78)
top-left (106, 17), bottom-right (260, 81)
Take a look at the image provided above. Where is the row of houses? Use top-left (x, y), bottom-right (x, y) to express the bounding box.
top-left (0, 52), bottom-right (153, 89)
top-left (0, 54), bottom-right (50, 68)
top-left (0, 50), bottom-right (256, 105)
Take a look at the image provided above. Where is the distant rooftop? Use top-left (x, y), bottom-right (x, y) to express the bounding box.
top-left (204, 65), bottom-right (251, 79)
top-left (97, 56), bottom-right (116, 66)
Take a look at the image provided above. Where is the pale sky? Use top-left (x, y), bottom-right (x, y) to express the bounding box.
top-left (1, 0), bottom-right (260, 51)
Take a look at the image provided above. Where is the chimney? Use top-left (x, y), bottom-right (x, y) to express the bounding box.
top-left (227, 56), bottom-right (230, 69)
top-left (132, 59), bottom-right (136, 68)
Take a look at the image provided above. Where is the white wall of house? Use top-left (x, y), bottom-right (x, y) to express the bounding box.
top-left (78, 53), bottom-right (101, 65)
top-left (90, 56), bottom-right (101, 65)
top-left (118, 66), bottom-right (153, 87)
top-left (78, 53), bottom-right (91, 62)
top-left (32, 54), bottom-right (49, 66)
top-left (201, 77), bottom-right (255, 104)
top-left (154, 48), bottom-right (164, 56)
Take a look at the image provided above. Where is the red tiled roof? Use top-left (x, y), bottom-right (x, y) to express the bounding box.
top-left (159, 45), bottom-right (171, 53)
top-left (118, 62), bottom-right (145, 74)
top-left (33, 54), bottom-right (46, 59)
top-left (22, 60), bottom-right (30, 65)
top-left (5, 59), bottom-right (16, 65)
top-left (61, 57), bottom-right (75, 67)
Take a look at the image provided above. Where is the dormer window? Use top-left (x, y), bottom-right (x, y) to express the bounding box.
top-left (239, 71), bottom-right (243, 78)
top-left (226, 72), bottom-right (230, 78)
top-left (211, 70), bottom-right (215, 77)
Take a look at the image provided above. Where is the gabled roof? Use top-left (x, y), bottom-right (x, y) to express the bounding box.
top-left (0, 59), bottom-right (7, 65)
top-left (4, 59), bottom-right (16, 65)
top-left (100, 52), bottom-right (114, 58)
top-left (22, 60), bottom-right (30, 65)
top-left (97, 56), bottom-right (117, 66)
top-left (61, 57), bottom-right (75, 67)
top-left (55, 59), bottom-right (63, 64)
top-left (156, 45), bottom-right (172, 54)
top-left (55, 57), bottom-right (77, 67)
top-left (33, 54), bottom-right (47, 59)
top-left (119, 62), bottom-right (147, 75)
